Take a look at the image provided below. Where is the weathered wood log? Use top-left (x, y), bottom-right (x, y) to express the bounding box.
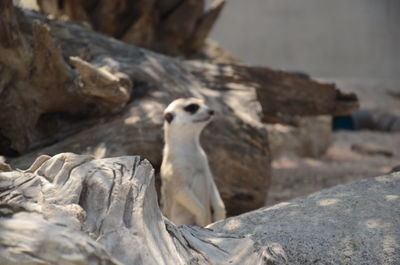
top-left (0, 153), bottom-right (287, 265)
top-left (1, 5), bottom-right (358, 215)
top-left (0, 2), bottom-right (132, 154)
top-left (35, 0), bottom-right (225, 56)
top-left (0, 205), bottom-right (120, 265)
top-left (2, 4), bottom-right (272, 216)
top-left (187, 62), bottom-right (359, 123)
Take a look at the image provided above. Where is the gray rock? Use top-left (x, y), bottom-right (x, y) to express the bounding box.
top-left (211, 172), bottom-right (400, 265)
top-left (390, 117), bottom-right (400, 132)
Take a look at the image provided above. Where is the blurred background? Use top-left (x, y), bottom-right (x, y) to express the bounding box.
top-left (206, 0), bottom-right (400, 204)
top-left (208, 0), bottom-right (400, 80)
top-left (10, 0), bottom-right (400, 207)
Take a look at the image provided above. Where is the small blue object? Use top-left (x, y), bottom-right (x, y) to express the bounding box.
top-left (332, 115), bottom-right (355, 131)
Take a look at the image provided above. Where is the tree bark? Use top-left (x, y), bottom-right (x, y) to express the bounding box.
top-left (35, 0), bottom-right (225, 56)
top-left (0, 1), bottom-right (132, 154)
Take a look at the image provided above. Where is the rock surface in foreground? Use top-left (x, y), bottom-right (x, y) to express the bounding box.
top-left (211, 172), bottom-right (400, 264)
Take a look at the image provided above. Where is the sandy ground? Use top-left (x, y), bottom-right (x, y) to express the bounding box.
top-left (268, 131), bottom-right (400, 205)
top-left (267, 79), bottom-right (400, 206)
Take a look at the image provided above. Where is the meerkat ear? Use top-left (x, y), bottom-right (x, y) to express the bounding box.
top-left (164, 112), bottom-right (174, 124)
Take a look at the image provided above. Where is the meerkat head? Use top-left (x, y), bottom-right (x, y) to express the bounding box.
top-left (163, 98), bottom-right (214, 133)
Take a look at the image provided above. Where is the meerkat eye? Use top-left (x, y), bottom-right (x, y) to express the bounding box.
top-left (183, 103), bottom-right (199, 114)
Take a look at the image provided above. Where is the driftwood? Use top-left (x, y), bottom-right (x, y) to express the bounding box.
top-left (188, 63), bottom-right (358, 123)
top-left (0, 205), bottom-right (120, 265)
top-left (1, 3), bottom-right (358, 155)
top-left (1, 3), bottom-right (358, 215)
top-left (0, 153), bottom-right (287, 265)
top-left (5, 7), bottom-right (271, 215)
top-left (0, 2), bottom-right (132, 155)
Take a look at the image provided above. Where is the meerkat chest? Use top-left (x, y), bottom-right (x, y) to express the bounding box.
top-left (163, 148), bottom-right (211, 185)
top-left (176, 151), bottom-right (208, 177)
top-left (180, 154), bottom-right (211, 198)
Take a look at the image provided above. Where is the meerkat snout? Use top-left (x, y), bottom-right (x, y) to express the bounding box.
top-left (160, 97), bottom-right (226, 226)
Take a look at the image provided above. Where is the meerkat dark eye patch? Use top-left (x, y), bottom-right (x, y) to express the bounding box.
top-left (164, 112), bottom-right (174, 123)
top-left (183, 103), bottom-right (199, 114)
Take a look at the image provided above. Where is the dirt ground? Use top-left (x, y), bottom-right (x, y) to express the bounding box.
top-left (268, 131), bottom-right (400, 205)
top-left (267, 79), bottom-right (400, 206)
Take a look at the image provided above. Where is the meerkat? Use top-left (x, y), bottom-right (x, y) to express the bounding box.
top-left (160, 98), bottom-right (226, 226)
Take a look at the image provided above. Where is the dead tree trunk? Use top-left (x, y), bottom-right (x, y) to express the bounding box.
top-left (0, 153), bottom-right (287, 265)
top-left (1, 3), bottom-right (357, 215)
top-left (0, 1), bottom-right (132, 154)
top-left (187, 62), bottom-right (358, 124)
top-left (36, 0), bottom-right (225, 56)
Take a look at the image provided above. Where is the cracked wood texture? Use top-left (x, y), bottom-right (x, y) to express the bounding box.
top-left (0, 153), bottom-right (287, 265)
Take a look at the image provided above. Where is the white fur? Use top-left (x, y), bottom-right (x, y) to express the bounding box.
top-left (160, 98), bottom-right (226, 226)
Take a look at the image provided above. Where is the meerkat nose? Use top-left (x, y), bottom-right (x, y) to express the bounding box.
top-left (208, 109), bottom-right (215, 115)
